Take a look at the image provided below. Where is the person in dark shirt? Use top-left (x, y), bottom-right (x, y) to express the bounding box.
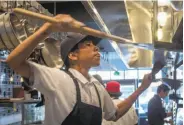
top-left (148, 84), bottom-right (173, 125)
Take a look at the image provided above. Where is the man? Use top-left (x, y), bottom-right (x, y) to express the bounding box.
top-left (93, 74), bottom-right (105, 87)
top-left (148, 84), bottom-right (173, 125)
top-left (6, 14), bottom-right (152, 125)
top-left (103, 81), bottom-right (138, 125)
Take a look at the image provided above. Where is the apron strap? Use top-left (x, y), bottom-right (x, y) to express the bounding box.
top-left (93, 83), bottom-right (102, 109)
top-left (65, 70), bottom-right (81, 102)
top-left (62, 69), bottom-right (102, 108)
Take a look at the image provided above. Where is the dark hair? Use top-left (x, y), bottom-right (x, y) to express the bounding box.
top-left (64, 44), bottom-right (79, 69)
top-left (64, 36), bottom-right (100, 69)
top-left (157, 84), bottom-right (170, 94)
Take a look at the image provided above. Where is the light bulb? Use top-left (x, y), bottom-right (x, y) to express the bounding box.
top-left (157, 12), bottom-right (168, 27)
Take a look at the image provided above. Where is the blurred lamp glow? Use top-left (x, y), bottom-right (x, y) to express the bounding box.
top-left (10, 77), bottom-right (13, 82)
top-left (157, 12), bottom-right (168, 26)
top-left (157, 29), bottom-right (163, 40)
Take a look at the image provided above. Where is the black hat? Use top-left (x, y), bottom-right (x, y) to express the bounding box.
top-left (60, 32), bottom-right (101, 66)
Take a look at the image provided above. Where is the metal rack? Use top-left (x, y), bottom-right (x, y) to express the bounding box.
top-left (0, 50), bottom-right (44, 125)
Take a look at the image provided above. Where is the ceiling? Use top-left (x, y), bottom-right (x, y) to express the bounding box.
top-left (39, 1), bottom-right (127, 71)
top-left (39, 1), bottom-right (183, 71)
top-left (39, 1), bottom-right (115, 52)
top-left (82, 1), bottom-right (154, 68)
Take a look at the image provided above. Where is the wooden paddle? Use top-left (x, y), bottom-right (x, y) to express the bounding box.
top-left (13, 8), bottom-right (134, 44)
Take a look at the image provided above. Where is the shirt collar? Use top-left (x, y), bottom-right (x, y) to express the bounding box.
top-left (68, 68), bottom-right (98, 85)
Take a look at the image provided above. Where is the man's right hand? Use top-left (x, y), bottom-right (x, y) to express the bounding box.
top-left (139, 73), bottom-right (152, 91)
top-left (44, 14), bottom-right (86, 34)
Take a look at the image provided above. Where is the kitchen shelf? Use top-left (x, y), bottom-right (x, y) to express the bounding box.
top-left (0, 98), bottom-right (41, 107)
top-left (0, 98), bottom-right (41, 103)
top-left (24, 120), bottom-right (43, 125)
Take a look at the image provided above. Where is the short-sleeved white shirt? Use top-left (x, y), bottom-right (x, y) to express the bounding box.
top-left (28, 61), bottom-right (117, 125)
top-left (102, 99), bottom-right (138, 125)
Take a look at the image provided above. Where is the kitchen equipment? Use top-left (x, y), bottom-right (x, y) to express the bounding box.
top-left (41, 38), bottom-right (63, 68)
top-left (0, 13), bottom-right (14, 49)
top-left (0, 12), bottom-right (28, 50)
top-left (13, 8), bottom-right (183, 52)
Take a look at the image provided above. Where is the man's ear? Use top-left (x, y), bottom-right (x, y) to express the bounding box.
top-left (68, 52), bottom-right (78, 61)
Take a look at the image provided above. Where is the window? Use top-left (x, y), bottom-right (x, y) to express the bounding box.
top-left (124, 70), bottom-right (138, 79)
top-left (89, 71), bottom-right (97, 75)
top-left (138, 70), bottom-right (151, 79)
top-left (89, 70), bottom-right (125, 80)
top-left (119, 85), bottom-right (135, 100)
top-left (138, 81), bottom-right (162, 114)
top-left (176, 69), bottom-right (183, 80)
top-left (96, 71), bottom-right (110, 80)
top-left (155, 70), bottom-right (162, 79)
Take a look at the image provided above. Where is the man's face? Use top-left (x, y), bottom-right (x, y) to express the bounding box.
top-left (160, 90), bottom-right (169, 98)
top-left (69, 40), bottom-right (100, 68)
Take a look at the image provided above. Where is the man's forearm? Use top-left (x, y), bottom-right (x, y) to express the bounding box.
top-left (115, 86), bottom-right (144, 120)
top-left (6, 23), bottom-right (51, 69)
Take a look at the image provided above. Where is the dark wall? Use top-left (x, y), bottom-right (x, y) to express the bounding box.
top-left (40, 1), bottom-right (94, 23)
top-left (39, 1), bottom-right (115, 53)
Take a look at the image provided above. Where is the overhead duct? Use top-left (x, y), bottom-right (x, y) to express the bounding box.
top-left (82, 1), bottom-right (130, 69)
top-left (124, 1), bottom-right (153, 67)
top-left (83, 1), bottom-right (183, 69)
top-left (82, 1), bottom-right (153, 68)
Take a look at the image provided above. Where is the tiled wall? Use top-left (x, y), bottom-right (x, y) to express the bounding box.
top-left (0, 51), bottom-right (22, 125)
top-left (0, 61), bottom-right (22, 99)
top-left (0, 51), bottom-right (44, 125)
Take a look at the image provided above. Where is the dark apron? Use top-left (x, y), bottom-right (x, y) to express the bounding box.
top-left (61, 71), bottom-right (102, 125)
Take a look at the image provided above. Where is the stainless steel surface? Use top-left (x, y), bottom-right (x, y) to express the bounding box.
top-left (171, 1), bottom-right (183, 11)
top-left (0, 1), bottom-right (67, 70)
top-left (0, 36), bottom-right (5, 49)
top-left (83, 1), bottom-right (183, 68)
top-left (9, 13), bottom-right (28, 47)
top-left (82, 1), bottom-right (132, 69)
top-left (0, 12), bottom-right (28, 50)
top-left (16, 8), bottom-right (182, 53)
top-left (41, 38), bottom-right (63, 68)
top-left (125, 1), bottom-right (153, 67)
top-left (0, 13), bottom-right (14, 49)
top-left (82, 1), bottom-right (154, 68)
top-left (24, 21), bottom-right (39, 37)
top-left (83, 1), bottom-right (154, 67)
top-left (4, 12), bottom-right (20, 47)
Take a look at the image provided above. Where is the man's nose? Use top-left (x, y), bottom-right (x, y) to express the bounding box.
top-left (94, 46), bottom-right (99, 51)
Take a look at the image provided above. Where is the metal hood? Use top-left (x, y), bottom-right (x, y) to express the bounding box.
top-left (124, 1), bottom-right (153, 67)
top-left (82, 1), bottom-right (183, 69)
top-left (82, 1), bottom-right (153, 68)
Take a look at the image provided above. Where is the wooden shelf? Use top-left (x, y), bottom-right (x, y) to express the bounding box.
top-left (24, 120), bottom-right (43, 125)
top-left (0, 98), bottom-right (41, 104)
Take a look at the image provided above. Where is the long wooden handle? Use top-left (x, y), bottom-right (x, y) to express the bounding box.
top-left (13, 8), bottom-right (133, 44)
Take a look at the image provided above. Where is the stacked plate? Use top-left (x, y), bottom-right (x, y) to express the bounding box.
top-left (0, 12), bottom-right (28, 50)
